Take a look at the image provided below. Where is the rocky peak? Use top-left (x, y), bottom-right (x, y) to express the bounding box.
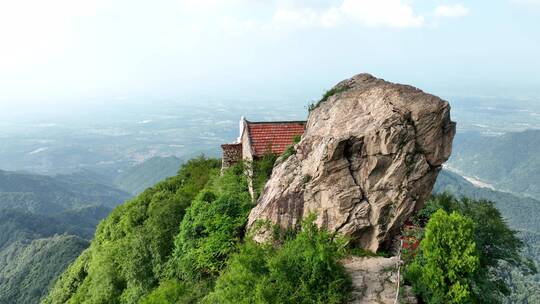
top-left (247, 73), bottom-right (456, 252)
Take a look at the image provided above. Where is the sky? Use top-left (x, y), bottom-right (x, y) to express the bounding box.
top-left (0, 0), bottom-right (539, 107)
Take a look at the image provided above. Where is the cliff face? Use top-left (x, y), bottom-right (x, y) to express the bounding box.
top-left (248, 74), bottom-right (456, 251)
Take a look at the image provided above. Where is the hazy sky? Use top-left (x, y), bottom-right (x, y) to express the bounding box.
top-left (1, 0), bottom-right (539, 106)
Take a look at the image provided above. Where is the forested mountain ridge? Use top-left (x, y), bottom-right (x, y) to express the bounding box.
top-left (0, 170), bottom-right (132, 304)
top-left (0, 235), bottom-right (88, 304)
top-left (114, 156), bottom-right (183, 195)
top-left (42, 157), bottom-right (354, 304)
top-left (0, 209), bottom-right (103, 304)
top-left (42, 157), bottom-right (538, 304)
top-left (0, 169), bottom-right (131, 215)
top-left (448, 129), bottom-right (540, 198)
top-left (435, 170), bottom-right (540, 234)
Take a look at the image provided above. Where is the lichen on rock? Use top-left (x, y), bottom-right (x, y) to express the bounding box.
top-left (247, 73), bottom-right (456, 252)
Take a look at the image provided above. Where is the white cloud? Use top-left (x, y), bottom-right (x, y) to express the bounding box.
top-left (434, 4), bottom-right (470, 18)
top-left (271, 0), bottom-right (425, 29)
top-left (340, 0), bottom-right (425, 28)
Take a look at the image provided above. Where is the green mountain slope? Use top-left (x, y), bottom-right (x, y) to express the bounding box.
top-left (0, 206), bottom-right (115, 304)
top-left (43, 157), bottom-right (351, 304)
top-left (434, 169), bottom-right (540, 234)
top-left (0, 170), bottom-right (131, 215)
top-left (114, 156), bottom-right (183, 195)
top-left (448, 129), bottom-right (540, 198)
top-left (42, 157), bottom-right (222, 304)
top-left (0, 235), bottom-right (88, 304)
top-left (0, 170), bottom-right (132, 304)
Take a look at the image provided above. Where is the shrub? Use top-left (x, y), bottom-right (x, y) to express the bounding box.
top-left (411, 194), bottom-right (535, 303)
top-left (253, 153), bottom-right (278, 199)
top-left (168, 164), bottom-right (252, 280)
top-left (140, 280), bottom-right (211, 304)
top-left (280, 146), bottom-right (295, 160)
top-left (205, 217), bottom-right (352, 304)
top-left (170, 191), bottom-right (252, 280)
top-left (308, 85), bottom-right (351, 111)
top-left (406, 209), bottom-right (479, 304)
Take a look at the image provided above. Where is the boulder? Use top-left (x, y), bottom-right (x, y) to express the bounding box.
top-left (247, 73), bottom-right (455, 251)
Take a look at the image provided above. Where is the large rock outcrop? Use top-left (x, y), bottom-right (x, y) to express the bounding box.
top-left (247, 74), bottom-right (455, 251)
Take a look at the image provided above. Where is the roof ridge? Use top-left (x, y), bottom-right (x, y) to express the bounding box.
top-left (246, 120), bottom-right (306, 124)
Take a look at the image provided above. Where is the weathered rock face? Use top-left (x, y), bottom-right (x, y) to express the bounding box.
top-left (343, 256), bottom-right (417, 304)
top-left (247, 73), bottom-right (455, 251)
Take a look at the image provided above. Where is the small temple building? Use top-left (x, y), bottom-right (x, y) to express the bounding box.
top-left (221, 117), bottom-right (306, 170)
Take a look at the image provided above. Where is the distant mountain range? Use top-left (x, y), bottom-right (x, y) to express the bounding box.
top-left (0, 170), bottom-right (130, 304)
top-left (448, 129), bottom-right (540, 198)
top-left (0, 156), bottom-right (188, 304)
top-left (435, 170), bottom-right (540, 235)
top-left (0, 170), bottom-right (130, 215)
top-left (114, 156), bottom-right (183, 195)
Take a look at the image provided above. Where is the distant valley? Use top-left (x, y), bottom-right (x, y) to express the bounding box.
top-left (0, 170), bottom-right (132, 304)
top-left (448, 129), bottom-right (540, 198)
top-left (1, 96), bottom-right (540, 303)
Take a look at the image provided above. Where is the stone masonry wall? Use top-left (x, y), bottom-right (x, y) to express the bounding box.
top-left (221, 143), bottom-right (243, 170)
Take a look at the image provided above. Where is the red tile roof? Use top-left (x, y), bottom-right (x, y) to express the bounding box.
top-left (247, 121), bottom-right (306, 157)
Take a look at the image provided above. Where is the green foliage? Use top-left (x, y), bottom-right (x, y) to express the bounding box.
top-left (408, 193), bottom-right (536, 303)
top-left (252, 153), bottom-right (278, 199)
top-left (435, 170), bottom-right (540, 234)
top-left (0, 235), bottom-right (88, 304)
top-left (169, 172), bottom-right (252, 279)
top-left (166, 161), bottom-right (251, 282)
top-left (37, 157), bottom-right (539, 304)
top-left (140, 280), bottom-right (211, 304)
top-left (419, 194), bottom-right (531, 272)
top-left (435, 170), bottom-right (540, 303)
top-left (280, 146), bottom-right (295, 160)
top-left (308, 85), bottom-right (351, 111)
top-left (205, 217), bottom-right (351, 304)
top-left (406, 209), bottom-right (479, 304)
top-left (0, 169), bottom-right (128, 304)
top-left (346, 247), bottom-right (378, 258)
top-left (277, 134), bottom-right (303, 162)
top-left (42, 156), bottom-right (221, 304)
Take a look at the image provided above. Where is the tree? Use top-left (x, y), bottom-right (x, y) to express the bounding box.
top-left (413, 194), bottom-right (536, 303)
top-left (408, 209), bottom-right (479, 304)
